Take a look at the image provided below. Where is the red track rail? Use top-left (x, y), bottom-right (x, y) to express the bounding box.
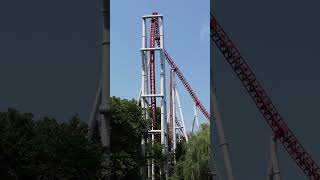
top-left (210, 13), bottom-right (320, 179)
top-left (150, 13), bottom-right (157, 129)
top-left (153, 17), bottom-right (210, 122)
top-left (163, 50), bottom-right (210, 122)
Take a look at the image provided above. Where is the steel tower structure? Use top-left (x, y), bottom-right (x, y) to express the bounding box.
top-left (140, 12), bottom-right (168, 179)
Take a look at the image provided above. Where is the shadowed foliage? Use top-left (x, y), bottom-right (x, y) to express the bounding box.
top-left (0, 108), bottom-right (106, 180)
top-left (110, 96), bottom-right (149, 179)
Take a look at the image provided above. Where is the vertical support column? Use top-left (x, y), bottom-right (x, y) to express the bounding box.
top-left (141, 17), bottom-right (147, 130)
top-left (141, 17), bottom-right (150, 180)
top-left (271, 136), bottom-right (281, 180)
top-left (99, 0), bottom-right (110, 180)
top-left (171, 69), bottom-right (177, 154)
top-left (159, 15), bottom-right (169, 179)
top-left (141, 13), bottom-right (168, 179)
top-left (210, 5), bottom-right (234, 179)
top-left (194, 105), bottom-right (200, 130)
top-left (211, 66), bottom-right (235, 180)
top-left (169, 69), bottom-right (174, 148)
top-left (267, 135), bottom-right (281, 180)
top-left (159, 16), bottom-right (167, 149)
top-left (191, 105), bottom-right (200, 134)
top-left (191, 113), bottom-right (196, 134)
top-left (100, 0), bottom-right (110, 148)
top-left (88, 79), bottom-right (102, 140)
top-left (210, 0), bottom-right (234, 175)
top-left (210, 2), bottom-right (217, 178)
top-left (174, 86), bottom-right (189, 142)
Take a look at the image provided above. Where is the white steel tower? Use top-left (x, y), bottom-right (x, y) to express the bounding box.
top-left (140, 12), bottom-right (168, 179)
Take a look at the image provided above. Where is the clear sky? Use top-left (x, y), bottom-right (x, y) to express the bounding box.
top-left (110, 0), bottom-right (210, 132)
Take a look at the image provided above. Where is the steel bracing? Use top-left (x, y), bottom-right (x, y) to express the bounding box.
top-left (211, 12), bottom-right (320, 180)
top-left (139, 12), bottom-right (210, 179)
top-left (140, 13), bottom-right (168, 179)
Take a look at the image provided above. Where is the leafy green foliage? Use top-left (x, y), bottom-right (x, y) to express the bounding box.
top-left (0, 108), bottom-right (106, 180)
top-left (110, 96), bottom-right (149, 180)
top-left (169, 123), bottom-right (210, 180)
top-left (0, 97), bottom-right (208, 180)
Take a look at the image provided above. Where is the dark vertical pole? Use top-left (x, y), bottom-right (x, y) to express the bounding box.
top-left (209, 1), bottom-right (220, 179)
top-left (99, 0), bottom-right (110, 179)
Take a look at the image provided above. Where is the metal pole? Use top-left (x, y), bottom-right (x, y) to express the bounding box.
top-left (211, 67), bottom-right (235, 180)
top-left (191, 114), bottom-right (196, 134)
top-left (194, 105), bottom-right (200, 130)
top-left (210, 9), bottom-right (235, 178)
top-left (209, 155), bottom-right (221, 180)
top-left (269, 136), bottom-right (281, 180)
top-left (88, 79), bottom-right (102, 140)
top-left (95, 1), bottom-right (111, 180)
top-left (159, 16), bottom-right (166, 148)
top-left (88, 1), bottom-right (109, 179)
top-left (174, 83), bottom-right (189, 142)
top-left (159, 15), bottom-right (169, 179)
top-left (172, 69), bottom-right (177, 155)
top-left (99, 0), bottom-right (110, 145)
top-left (209, 1), bottom-right (218, 178)
top-left (96, 1), bottom-right (110, 180)
top-left (267, 157), bottom-right (273, 180)
top-left (141, 17), bottom-right (148, 180)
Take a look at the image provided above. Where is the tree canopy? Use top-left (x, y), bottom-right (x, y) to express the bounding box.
top-left (169, 124), bottom-right (210, 180)
top-left (0, 108), bottom-right (106, 180)
top-left (0, 97), bottom-right (210, 180)
top-left (109, 96), bottom-right (149, 179)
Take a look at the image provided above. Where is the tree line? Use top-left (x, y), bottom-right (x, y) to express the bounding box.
top-left (0, 97), bottom-right (209, 179)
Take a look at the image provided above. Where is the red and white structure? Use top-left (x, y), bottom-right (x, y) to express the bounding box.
top-left (139, 12), bottom-right (211, 179)
top-left (140, 12), bottom-right (168, 179)
top-left (169, 68), bottom-right (189, 155)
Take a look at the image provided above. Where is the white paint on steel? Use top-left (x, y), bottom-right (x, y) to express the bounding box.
top-left (174, 78), bottom-right (189, 142)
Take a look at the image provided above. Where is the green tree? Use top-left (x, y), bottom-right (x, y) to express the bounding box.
top-left (0, 108), bottom-right (106, 180)
top-left (110, 96), bottom-right (149, 180)
top-left (169, 123), bottom-right (210, 180)
top-left (0, 96), bottom-right (172, 180)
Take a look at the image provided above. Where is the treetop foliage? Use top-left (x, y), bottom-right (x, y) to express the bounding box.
top-left (0, 108), bottom-right (106, 180)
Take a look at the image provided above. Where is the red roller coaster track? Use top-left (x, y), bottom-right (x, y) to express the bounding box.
top-left (210, 13), bottom-right (320, 179)
top-left (149, 13), bottom-right (157, 130)
top-left (152, 16), bottom-right (211, 122)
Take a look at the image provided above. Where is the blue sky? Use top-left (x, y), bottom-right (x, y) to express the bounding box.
top-left (110, 0), bottom-right (209, 132)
